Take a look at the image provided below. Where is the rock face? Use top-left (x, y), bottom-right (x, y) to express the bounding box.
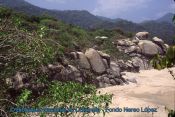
top-left (9, 31), bottom-right (170, 91)
top-left (77, 52), bottom-right (91, 69)
top-left (85, 48), bottom-right (106, 74)
top-left (135, 31), bottom-right (149, 40)
top-left (152, 37), bottom-right (164, 45)
top-left (115, 32), bottom-right (169, 71)
top-left (110, 62), bottom-right (121, 77)
top-left (68, 48), bottom-right (127, 88)
top-left (152, 37), bottom-right (168, 53)
top-left (138, 40), bottom-right (163, 56)
top-left (131, 57), bottom-right (149, 70)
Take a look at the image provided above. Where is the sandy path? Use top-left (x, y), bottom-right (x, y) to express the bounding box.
top-left (97, 68), bottom-right (175, 117)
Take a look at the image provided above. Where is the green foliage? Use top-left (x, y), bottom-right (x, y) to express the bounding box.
top-left (151, 46), bottom-right (175, 70)
top-left (38, 25), bottom-right (48, 38)
top-left (0, 7), bottom-right (119, 117)
top-left (0, 24), bottom-right (60, 79)
top-left (0, 7), bottom-right (12, 18)
top-left (17, 89), bottom-right (32, 106)
top-left (40, 19), bottom-right (60, 29)
top-left (35, 82), bottom-right (112, 117)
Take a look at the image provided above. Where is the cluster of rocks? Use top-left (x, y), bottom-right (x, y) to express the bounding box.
top-left (7, 48), bottom-right (126, 92)
top-left (114, 31), bottom-right (169, 71)
top-left (6, 31), bottom-right (170, 92)
top-left (70, 48), bottom-right (126, 88)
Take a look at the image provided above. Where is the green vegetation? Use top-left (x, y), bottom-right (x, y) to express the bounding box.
top-left (151, 46), bottom-right (175, 70)
top-left (10, 82), bottom-right (112, 117)
top-left (34, 82), bottom-right (112, 117)
top-left (0, 7), bottom-right (119, 117)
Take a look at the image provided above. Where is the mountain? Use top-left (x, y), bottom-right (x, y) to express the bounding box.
top-left (0, 0), bottom-right (105, 29)
top-left (157, 13), bottom-right (174, 24)
top-left (0, 0), bottom-right (174, 44)
top-left (140, 21), bottom-right (175, 44)
top-left (96, 19), bottom-right (145, 33)
top-left (139, 13), bottom-right (175, 44)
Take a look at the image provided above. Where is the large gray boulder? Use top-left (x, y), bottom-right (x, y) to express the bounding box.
top-left (138, 40), bottom-right (163, 56)
top-left (117, 39), bottom-right (134, 47)
top-left (124, 46), bottom-right (137, 53)
top-left (135, 32), bottom-right (149, 40)
top-left (152, 37), bottom-right (164, 45)
top-left (131, 57), bottom-right (149, 70)
top-left (110, 62), bottom-right (121, 77)
top-left (152, 37), bottom-right (167, 53)
top-left (98, 51), bottom-right (110, 68)
top-left (85, 48), bottom-right (106, 74)
top-left (68, 65), bottom-right (83, 83)
top-left (77, 52), bottom-right (91, 69)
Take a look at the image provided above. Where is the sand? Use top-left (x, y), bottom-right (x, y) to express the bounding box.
top-left (97, 68), bottom-right (175, 117)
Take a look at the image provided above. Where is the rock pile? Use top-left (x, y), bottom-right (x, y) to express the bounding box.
top-left (115, 31), bottom-right (169, 71)
top-left (8, 48), bottom-right (126, 91)
top-left (7, 31), bottom-right (170, 91)
top-left (70, 48), bottom-right (126, 88)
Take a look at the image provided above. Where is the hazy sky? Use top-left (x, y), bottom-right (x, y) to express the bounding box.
top-left (25, 0), bottom-right (175, 22)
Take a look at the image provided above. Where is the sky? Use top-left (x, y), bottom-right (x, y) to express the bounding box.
top-left (25, 0), bottom-right (175, 22)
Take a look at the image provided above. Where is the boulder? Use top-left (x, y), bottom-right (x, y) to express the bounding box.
top-left (114, 78), bottom-right (124, 85)
top-left (164, 44), bottom-right (169, 50)
top-left (110, 62), bottom-right (121, 77)
top-left (68, 65), bottom-right (81, 78)
top-left (131, 57), bottom-right (147, 70)
top-left (103, 77), bottom-right (111, 84)
top-left (98, 51), bottom-right (110, 67)
top-left (124, 46), bottom-right (137, 53)
top-left (152, 37), bottom-right (167, 53)
top-left (152, 37), bottom-right (164, 45)
top-left (138, 40), bottom-right (163, 56)
top-left (117, 39), bottom-right (133, 47)
top-left (77, 52), bottom-right (91, 69)
top-left (85, 48), bottom-right (106, 74)
top-left (117, 40), bottom-right (126, 46)
top-left (102, 59), bottom-right (110, 69)
top-left (135, 32), bottom-right (149, 40)
top-left (117, 60), bottom-right (128, 71)
top-left (48, 64), bottom-right (63, 73)
top-left (132, 37), bottom-right (140, 44)
top-left (96, 76), bottom-right (104, 82)
top-left (97, 51), bottom-right (110, 60)
top-left (12, 72), bottom-right (28, 90)
top-left (110, 79), bottom-right (117, 85)
top-left (70, 52), bottom-right (78, 59)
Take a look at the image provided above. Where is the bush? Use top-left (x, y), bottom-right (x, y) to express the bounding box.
top-left (0, 7), bottom-right (12, 18)
top-left (33, 82), bottom-right (112, 117)
top-left (40, 19), bottom-right (60, 29)
top-left (151, 46), bottom-right (175, 70)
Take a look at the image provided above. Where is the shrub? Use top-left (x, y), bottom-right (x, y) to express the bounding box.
top-left (0, 7), bottom-right (12, 18)
top-left (34, 82), bottom-right (113, 117)
top-left (151, 46), bottom-right (175, 70)
top-left (40, 19), bottom-right (60, 29)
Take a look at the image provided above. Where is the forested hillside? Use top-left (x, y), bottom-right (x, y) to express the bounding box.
top-left (0, 0), bottom-right (175, 44)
